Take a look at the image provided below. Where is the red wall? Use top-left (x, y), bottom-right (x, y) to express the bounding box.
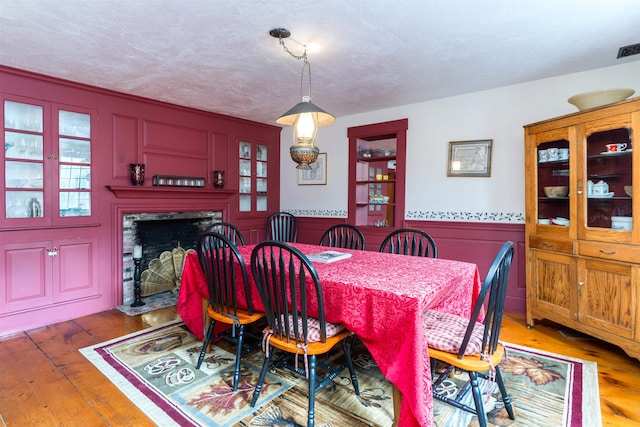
top-left (297, 217), bottom-right (526, 314)
top-left (0, 66), bottom-right (281, 334)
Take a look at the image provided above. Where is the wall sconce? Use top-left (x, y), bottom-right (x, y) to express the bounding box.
top-left (270, 28), bottom-right (335, 170)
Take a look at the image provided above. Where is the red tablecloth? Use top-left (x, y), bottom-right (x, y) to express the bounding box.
top-left (177, 243), bottom-right (481, 427)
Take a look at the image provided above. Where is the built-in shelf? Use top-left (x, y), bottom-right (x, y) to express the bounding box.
top-left (106, 185), bottom-right (235, 199)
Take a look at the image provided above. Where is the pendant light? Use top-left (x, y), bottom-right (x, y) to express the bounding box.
top-left (270, 28), bottom-right (335, 170)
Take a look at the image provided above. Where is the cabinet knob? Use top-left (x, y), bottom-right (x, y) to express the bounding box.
top-left (543, 242), bottom-right (557, 248)
top-left (47, 248), bottom-right (58, 258)
top-left (578, 281), bottom-right (584, 286)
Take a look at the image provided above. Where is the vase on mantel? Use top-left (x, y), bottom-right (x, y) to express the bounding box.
top-left (129, 163), bottom-right (145, 186)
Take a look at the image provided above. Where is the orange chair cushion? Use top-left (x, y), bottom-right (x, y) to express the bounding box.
top-left (423, 310), bottom-right (485, 355)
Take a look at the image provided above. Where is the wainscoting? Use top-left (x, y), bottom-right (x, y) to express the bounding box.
top-left (296, 217), bottom-right (526, 314)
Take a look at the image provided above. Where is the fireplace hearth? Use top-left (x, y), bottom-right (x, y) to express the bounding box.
top-left (122, 211), bottom-right (221, 304)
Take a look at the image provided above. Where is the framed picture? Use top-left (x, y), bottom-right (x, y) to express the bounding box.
top-left (447, 139), bottom-right (492, 177)
top-left (298, 153), bottom-right (327, 185)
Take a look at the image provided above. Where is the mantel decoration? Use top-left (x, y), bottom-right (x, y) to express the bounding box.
top-left (270, 28), bottom-right (335, 170)
top-left (151, 175), bottom-right (205, 187)
top-left (447, 139), bottom-right (493, 177)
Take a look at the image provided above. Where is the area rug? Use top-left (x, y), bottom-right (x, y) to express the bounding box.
top-left (79, 320), bottom-right (601, 427)
top-left (116, 291), bottom-right (178, 316)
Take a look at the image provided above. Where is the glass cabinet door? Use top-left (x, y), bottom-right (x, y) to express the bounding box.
top-left (4, 100), bottom-right (45, 219)
top-left (2, 98), bottom-right (94, 226)
top-left (583, 120), bottom-right (632, 233)
top-left (58, 110), bottom-right (91, 217)
top-left (535, 129), bottom-right (571, 230)
top-left (238, 141), bottom-right (269, 213)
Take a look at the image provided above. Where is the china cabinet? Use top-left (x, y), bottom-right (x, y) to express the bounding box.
top-left (1, 94), bottom-right (99, 319)
top-left (524, 97), bottom-right (640, 359)
top-left (2, 95), bottom-right (96, 227)
top-left (237, 140), bottom-right (270, 214)
top-left (348, 119), bottom-right (407, 229)
top-left (235, 139), bottom-right (279, 243)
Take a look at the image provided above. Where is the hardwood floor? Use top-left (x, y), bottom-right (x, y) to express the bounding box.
top-left (0, 309), bottom-right (638, 427)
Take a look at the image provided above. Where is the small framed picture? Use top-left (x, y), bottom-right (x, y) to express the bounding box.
top-left (447, 139), bottom-right (493, 177)
top-left (298, 153), bottom-right (327, 185)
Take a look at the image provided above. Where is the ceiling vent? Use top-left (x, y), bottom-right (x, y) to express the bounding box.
top-left (617, 43), bottom-right (640, 59)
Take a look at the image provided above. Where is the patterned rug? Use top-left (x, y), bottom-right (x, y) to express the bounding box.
top-left (79, 320), bottom-right (601, 427)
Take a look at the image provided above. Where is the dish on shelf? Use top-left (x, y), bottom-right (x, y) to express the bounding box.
top-left (543, 186), bottom-right (569, 198)
top-left (369, 195), bottom-right (390, 204)
top-left (588, 192), bottom-right (614, 198)
top-left (624, 185), bottom-right (632, 197)
top-left (599, 149), bottom-right (632, 155)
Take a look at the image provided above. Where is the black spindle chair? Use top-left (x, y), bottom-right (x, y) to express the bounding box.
top-left (266, 212), bottom-right (298, 242)
top-left (425, 241), bottom-right (516, 427)
top-left (194, 232), bottom-right (264, 391)
top-left (250, 241), bottom-right (360, 427)
top-left (379, 228), bottom-right (438, 258)
top-left (319, 224), bottom-right (366, 250)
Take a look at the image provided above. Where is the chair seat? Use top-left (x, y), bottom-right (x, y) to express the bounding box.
top-left (265, 327), bottom-right (353, 355)
top-left (281, 314), bottom-right (345, 342)
top-left (429, 342), bottom-right (506, 372)
top-left (423, 309), bottom-right (486, 355)
top-left (208, 305), bottom-right (265, 325)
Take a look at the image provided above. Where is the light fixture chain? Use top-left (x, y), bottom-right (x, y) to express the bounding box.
top-left (278, 37), bottom-right (307, 62)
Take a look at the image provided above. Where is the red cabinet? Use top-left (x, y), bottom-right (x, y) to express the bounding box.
top-left (0, 229), bottom-right (99, 316)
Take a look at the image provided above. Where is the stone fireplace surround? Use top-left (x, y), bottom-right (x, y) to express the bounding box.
top-left (121, 210), bottom-right (221, 304)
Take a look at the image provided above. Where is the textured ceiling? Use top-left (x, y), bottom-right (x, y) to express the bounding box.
top-left (1, 1), bottom-right (639, 125)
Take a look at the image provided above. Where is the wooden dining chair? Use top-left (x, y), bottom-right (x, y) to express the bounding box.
top-left (250, 241), bottom-right (360, 427)
top-left (424, 241), bottom-right (515, 427)
top-left (379, 228), bottom-right (438, 258)
top-left (319, 224), bottom-right (366, 250)
top-left (266, 211), bottom-right (298, 242)
top-left (204, 221), bottom-right (246, 246)
top-left (194, 232), bottom-right (265, 391)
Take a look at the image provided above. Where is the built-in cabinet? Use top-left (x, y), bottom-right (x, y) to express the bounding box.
top-left (1, 94), bottom-right (101, 320)
top-left (0, 229), bottom-right (100, 314)
top-left (524, 97), bottom-right (640, 360)
top-left (238, 140), bottom-right (270, 213)
top-left (348, 119), bottom-right (407, 229)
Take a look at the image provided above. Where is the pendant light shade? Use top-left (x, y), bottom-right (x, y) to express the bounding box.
top-left (270, 27), bottom-right (335, 170)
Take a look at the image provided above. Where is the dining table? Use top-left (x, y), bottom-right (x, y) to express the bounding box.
top-left (177, 242), bottom-right (481, 427)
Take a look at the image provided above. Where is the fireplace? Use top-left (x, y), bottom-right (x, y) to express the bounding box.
top-left (122, 211), bottom-right (221, 304)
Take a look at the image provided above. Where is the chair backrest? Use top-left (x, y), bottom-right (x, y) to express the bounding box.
top-left (204, 221), bottom-right (246, 246)
top-left (250, 241), bottom-right (328, 345)
top-left (266, 212), bottom-right (298, 242)
top-left (379, 228), bottom-right (438, 258)
top-left (196, 231), bottom-right (256, 316)
top-left (319, 224), bottom-right (366, 250)
top-left (457, 241), bottom-right (514, 359)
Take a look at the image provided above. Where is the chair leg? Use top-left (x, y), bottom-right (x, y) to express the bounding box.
top-left (308, 354), bottom-right (317, 427)
top-left (468, 371), bottom-right (487, 427)
top-left (342, 338), bottom-right (360, 395)
top-left (251, 350), bottom-right (273, 407)
top-left (231, 324), bottom-right (244, 391)
top-left (196, 319), bottom-right (216, 369)
top-left (495, 367), bottom-right (515, 420)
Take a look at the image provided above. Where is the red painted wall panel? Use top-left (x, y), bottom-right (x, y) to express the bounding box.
top-left (297, 217), bottom-right (526, 314)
